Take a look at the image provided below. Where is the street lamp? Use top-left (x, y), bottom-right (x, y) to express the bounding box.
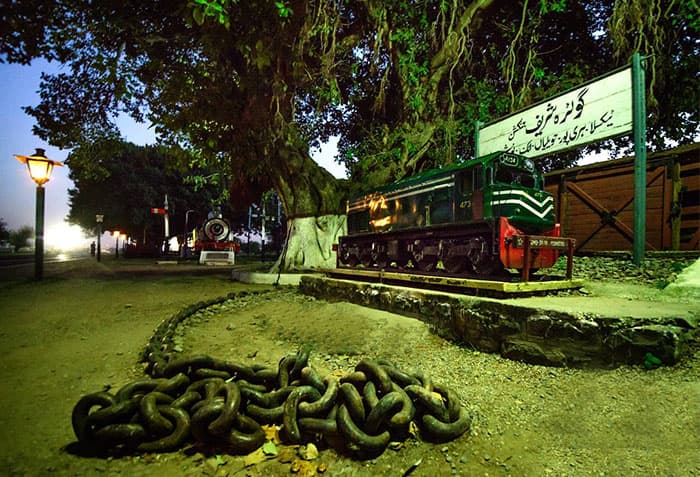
top-left (95, 214), bottom-right (104, 262)
top-left (13, 148), bottom-right (63, 280)
top-left (113, 230), bottom-right (120, 259)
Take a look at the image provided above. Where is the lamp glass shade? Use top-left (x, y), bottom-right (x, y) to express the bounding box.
top-left (26, 157), bottom-right (54, 185)
top-left (13, 148), bottom-right (63, 186)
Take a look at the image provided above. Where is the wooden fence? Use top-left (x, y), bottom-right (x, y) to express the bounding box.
top-left (544, 142), bottom-right (699, 252)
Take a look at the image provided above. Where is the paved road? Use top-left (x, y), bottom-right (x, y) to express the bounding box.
top-left (0, 252), bottom-right (90, 280)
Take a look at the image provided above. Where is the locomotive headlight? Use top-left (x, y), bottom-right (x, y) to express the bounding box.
top-left (524, 159), bottom-right (534, 171)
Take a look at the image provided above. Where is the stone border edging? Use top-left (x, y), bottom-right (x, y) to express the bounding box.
top-left (299, 276), bottom-right (698, 368)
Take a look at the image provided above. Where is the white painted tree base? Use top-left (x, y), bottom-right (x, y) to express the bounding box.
top-left (271, 214), bottom-right (347, 272)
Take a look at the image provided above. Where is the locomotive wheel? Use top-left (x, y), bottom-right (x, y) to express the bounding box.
top-left (342, 251), bottom-right (359, 267)
top-left (442, 243), bottom-right (466, 274)
top-left (415, 256), bottom-right (438, 272)
top-left (339, 245), bottom-right (352, 265)
top-left (395, 249), bottom-right (411, 269)
top-left (373, 252), bottom-right (390, 269)
top-left (411, 241), bottom-right (438, 272)
top-left (466, 237), bottom-right (503, 276)
top-left (369, 242), bottom-right (390, 269)
top-left (442, 254), bottom-right (466, 274)
top-left (359, 247), bottom-right (373, 268)
top-left (475, 257), bottom-right (503, 276)
top-left (412, 247), bottom-right (437, 272)
top-left (339, 243), bottom-right (360, 268)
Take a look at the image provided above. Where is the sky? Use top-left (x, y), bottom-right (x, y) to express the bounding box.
top-left (0, 59), bottom-right (158, 249)
top-left (0, 60), bottom-right (345, 250)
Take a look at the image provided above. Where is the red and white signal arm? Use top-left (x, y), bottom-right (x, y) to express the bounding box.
top-left (150, 208), bottom-right (166, 214)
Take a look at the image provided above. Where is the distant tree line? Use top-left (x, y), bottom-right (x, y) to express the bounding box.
top-left (0, 218), bottom-right (34, 251)
top-left (65, 137), bottom-right (235, 246)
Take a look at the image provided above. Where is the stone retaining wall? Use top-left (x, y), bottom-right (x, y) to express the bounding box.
top-left (299, 276), bottom-right (698, 368)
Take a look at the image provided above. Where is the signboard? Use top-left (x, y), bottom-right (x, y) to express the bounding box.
top-left (478, 67), bottom-right (633, 158)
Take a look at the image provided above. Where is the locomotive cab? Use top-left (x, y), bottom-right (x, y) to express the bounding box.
top-left (486, 154), bottom-right (555, 234)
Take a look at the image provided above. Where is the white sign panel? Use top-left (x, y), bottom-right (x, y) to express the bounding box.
top-left (479, 67), bottom-right (633, 158)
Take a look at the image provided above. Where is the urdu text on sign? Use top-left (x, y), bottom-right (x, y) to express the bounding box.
top-left (479, 68), bottom-right (633, 159)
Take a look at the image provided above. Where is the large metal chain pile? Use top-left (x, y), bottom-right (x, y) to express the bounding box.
top-left (72, 348), bottom-right (471, 456)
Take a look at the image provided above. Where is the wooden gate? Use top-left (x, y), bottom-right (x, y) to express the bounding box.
top-left (545, 143), bottom-right (699, 252)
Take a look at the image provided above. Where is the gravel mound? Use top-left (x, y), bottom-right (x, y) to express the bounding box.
top-left (544, 255), bottom-right (697, 287)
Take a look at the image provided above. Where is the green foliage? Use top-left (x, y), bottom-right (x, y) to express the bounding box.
top-left (540, 0), bottom-right (567, 14)
top-left (274, 2), bottom-right (294, 19)
top-left (670, 261), bottom-right (686, 273)
top-left (1, 0), bottom-right (698, 223)
top-left (9, 226), bottom-right (33, 250)
top-left (643, 352), bottom-right (662, 369)
top-left (675, 0), bottom-right (700, 31)
top-left (188, 0), bottom-right (235, 28)
top-left (0, 220), bottom-right (33, 249)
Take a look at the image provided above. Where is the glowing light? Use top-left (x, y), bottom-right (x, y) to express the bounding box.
top-left (45, 223), bottom-right (90, 251)
top-left (369, 194), bottom-right (393, 231)
top-left (370, 216), bottom-right (392, 228)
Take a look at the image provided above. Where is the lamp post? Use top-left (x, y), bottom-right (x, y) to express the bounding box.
top-left (113, 230), bottom-right (120, 259)
top-left (13, 148), bottom-right (63, 280)
top-left (95, 214), bottom-right (104, 262)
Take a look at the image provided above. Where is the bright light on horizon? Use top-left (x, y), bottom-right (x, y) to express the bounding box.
top-left (45, 223), bottom-right (90, 252)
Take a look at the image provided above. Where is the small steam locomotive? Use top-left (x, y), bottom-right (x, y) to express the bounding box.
top-left (194, 217), bottom-right (241, 254)
top-left (336, 151), bottom-right (574, 279)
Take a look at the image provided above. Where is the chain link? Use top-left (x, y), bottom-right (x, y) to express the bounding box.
top-left (72, 291), bottom-right (471, 456)
top-left (72, 350), bottom-right (471, 456)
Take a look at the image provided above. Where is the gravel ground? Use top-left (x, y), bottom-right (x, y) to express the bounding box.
top-left (1, 256), bottom-right (697, 477)
top-left (547, 254), bottom-right (697, 288)
top-left (165, 280), bottom-right (699, 477)
top-left (150, 255), bottom-right (699, 476)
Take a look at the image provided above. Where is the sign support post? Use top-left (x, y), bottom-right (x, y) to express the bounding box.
top-left (631, 53), bottom-right (647, 265)
top-left (474, 120), bottom-right (481, 158)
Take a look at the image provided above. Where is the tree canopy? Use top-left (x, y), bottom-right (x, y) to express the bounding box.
top-left (65, 136), bottom-right (228, 243)
top-left (2, 0), bottom-right (698, 265)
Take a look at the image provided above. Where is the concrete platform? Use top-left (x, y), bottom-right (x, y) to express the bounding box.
top-left (299, 275), bottom-right (699, 368)
top-left (326, 267), bottom-right (584, 296)
top-left (231, 270), bottom-right (307, 285)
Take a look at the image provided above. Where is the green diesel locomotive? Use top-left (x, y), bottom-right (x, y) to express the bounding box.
top-left (336, 151), bottom-right (573, 278)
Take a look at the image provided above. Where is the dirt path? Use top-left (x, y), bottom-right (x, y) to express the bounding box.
top-left (0, 263), bottom-right (268, 476)
top-left (0, 260), bottom-right (698, 476)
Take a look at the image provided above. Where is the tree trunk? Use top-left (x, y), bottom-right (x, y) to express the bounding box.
top-left (271, 214), bottom-right (347, 272)
top-left (267, 134), bottom-right (349, 272)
